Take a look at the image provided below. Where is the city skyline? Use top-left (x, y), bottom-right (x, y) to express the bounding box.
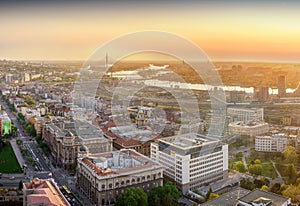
top-left (1, 0), bottom-right (300, 62)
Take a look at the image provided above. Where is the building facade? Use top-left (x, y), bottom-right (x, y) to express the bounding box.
top-left (255, 135), bottom-right (288, 152)
top-left (76, 149), bottom-right (163, 206)
top-left (227, 107), bottom-right (264, 122)
top-left (151, 133), bottom-right (228, 193)
top-left (278, 75), bottom-right (286, 98)
top-left (43, 117), bottom-right (112, 169)
top-left (228, 121), bottom-right (269, 137)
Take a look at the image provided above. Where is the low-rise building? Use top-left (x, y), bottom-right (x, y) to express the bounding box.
top-left (151, 133), bottom-right (228, 193)
top-left (255, 134), bottom-right (288, 152)
top-left (229, 121), bottom-right (269, 136)
top-left (202, 188), bottom-right (290, 206)
top-left (227, 107), bottom-right (264, 122)
top-left (23, 178), bottom-right (70, 206)
top-left (105, 125), bottom-right (161, 157)
top-left (0, 188), bottom-right (23, 206)
top-left (76, 149), bottom-right (163, 206)
top-left (238, 189), bottom-right (290, 206)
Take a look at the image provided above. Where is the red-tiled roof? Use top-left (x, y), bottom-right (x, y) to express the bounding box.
top-left (114, 137), bottom-right (140, 147)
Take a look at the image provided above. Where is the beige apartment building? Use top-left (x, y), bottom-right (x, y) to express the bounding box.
top-left (76, 149), bottom-right (163, 206)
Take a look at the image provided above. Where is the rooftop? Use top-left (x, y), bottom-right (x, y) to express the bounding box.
top-left (24, 178), bottom-right (69, 206)
top-left (238, 189), bottom-right (290, 206)
top-left (229, 121), bottom-right (268, 127)
top-left (80, 149), bottom-right (161, 177)
top-left (159, 133), bottom-right (219, 149)
top-left (201, 187), bottom-right (250, 206)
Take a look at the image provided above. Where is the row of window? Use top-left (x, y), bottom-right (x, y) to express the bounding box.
top-left (190, 158), bottom-right (223, 169)
top-left (190, 169), bottom-right (223, 183)
top-left (190, 164), bottom-right (223, 177)
top-left (190, 151), bottom-right (223, 164)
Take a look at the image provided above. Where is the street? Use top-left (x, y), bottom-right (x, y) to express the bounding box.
top-left (0, 97), bottom-right (92, 206)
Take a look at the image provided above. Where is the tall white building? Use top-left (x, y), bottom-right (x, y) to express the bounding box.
top-left (255, 134), bottom-right (288, 152)
top-left (151, 133), bottom-right (228, 193)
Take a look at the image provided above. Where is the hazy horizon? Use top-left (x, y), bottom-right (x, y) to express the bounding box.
top-left (1, 0), bottom-right (300, 62)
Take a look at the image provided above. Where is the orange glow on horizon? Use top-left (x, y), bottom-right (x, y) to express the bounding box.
top-left (1, 2), bottom-right (300, 61)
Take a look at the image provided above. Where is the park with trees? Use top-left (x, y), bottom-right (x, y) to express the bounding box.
top-left (115, 182), bottom-right (181, 206)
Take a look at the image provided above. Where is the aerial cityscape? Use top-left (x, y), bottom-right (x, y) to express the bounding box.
top-left (1, 0), bottom-right (300, 206)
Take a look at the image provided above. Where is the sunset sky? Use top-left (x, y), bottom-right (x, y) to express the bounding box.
top-left (1, 0), bottom-right (300, 62)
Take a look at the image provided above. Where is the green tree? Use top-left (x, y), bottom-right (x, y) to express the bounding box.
top-left (285, 164), bottom-right (297, 185)
top-left (240, 178), bottom-right (256, 190)
top-left (25, 123), bottom-right (36, 137)
top-left (115, 187), bottom-right (147, 206)
top-left (270, 182), bottom-right (281, 194)
top-left (17, 113), bottom-right (25, 122)
top-left (233, 161), bottom-right (246, 173)
top-left (282, 146), bottom-right (298, 164)
top-left (10, 124), bottom-right (18, 137)
top-left (254, 177), bottom-right (269, 189)
top-left (148, 182), bottom-right (180, 206)
top-left (282, 184), bottom-right (300, 203)
top-left (261, 185), bottom-right (268, 192)
top-left (249, 164), bottom-right (262, 176)
top-left (254, 159), bottom-right (261, 164)
top-left (208, 193), bottom-right (219, 201)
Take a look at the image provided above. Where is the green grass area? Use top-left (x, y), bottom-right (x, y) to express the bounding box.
top-left (0, 142), bottom-right (22, 173)
top-left (246, 158), bottom-right (278, 178)
top-left (261, 162), bottom-right (278, 178)
top-left (275, 163), bottom-right (288, 182)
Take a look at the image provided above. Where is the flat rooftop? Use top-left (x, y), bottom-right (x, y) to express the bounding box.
top-left (201, 187), bottom-right (250, 206)
top-left (238, 189), bottom-right (290, 206)
top-left (229, 121), bottom-right (268, 127)
top-left (159, 133), bottom-right (219, 149)
top-left (81, 149), bottom-right (161, 177)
